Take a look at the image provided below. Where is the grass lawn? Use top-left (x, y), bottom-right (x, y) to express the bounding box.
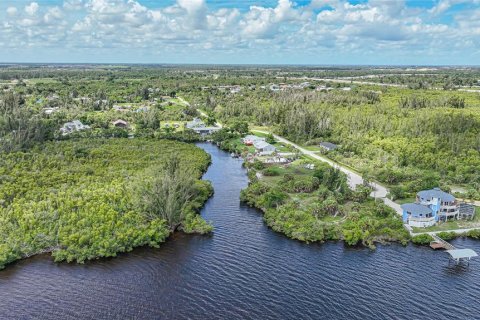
top-left (272, 142), bottom-right (292, 152)
top-left (251, 126), bottom-right (273, 133)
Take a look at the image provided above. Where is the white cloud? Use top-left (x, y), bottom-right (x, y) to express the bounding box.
top-left (177, 0), bottom-right (207, 29)
top-left (0, 0), bottom-right (479, 63)
top-left (25, 2), bottom-right (39, 16)
top-left (64, 0), bottom-right (85, 11)
top-left (6, 7), bottom-right (18, 16)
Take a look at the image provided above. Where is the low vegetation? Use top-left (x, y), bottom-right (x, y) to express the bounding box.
top-left (240, 159), bottom-right (410, 248)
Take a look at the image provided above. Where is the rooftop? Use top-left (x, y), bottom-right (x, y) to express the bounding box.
top-left (418, 188), bottom-right (455, 202)
top-left (254, 140), bottom-right (272, 149)
top-left (319, 142), bottom-right (339, 150)
top-left (446, 249), bottom-right (478, 260)
top-left (401, 203), bottom-right (433, 215)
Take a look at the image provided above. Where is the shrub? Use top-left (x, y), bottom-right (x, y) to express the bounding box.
top-left (411, 234), bottom-right (434, 245)
top-left (437, 231), bottom-right (457, 241)
top-left (466, 229), bottom-right (480, 239)
top-left (263, 166), bottom-right (282, 176)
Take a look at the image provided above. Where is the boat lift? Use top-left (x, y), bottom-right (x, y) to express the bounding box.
top-left (446, 249), bottom-right (478, 266)
top-left (430, 234), bottom-right (478, 266)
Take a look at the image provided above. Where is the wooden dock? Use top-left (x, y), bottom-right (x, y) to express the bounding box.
top-left (429, 234), bottom-right (455, 250)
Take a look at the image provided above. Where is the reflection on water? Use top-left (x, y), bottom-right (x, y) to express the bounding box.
top-left (0, 143), bottom-right (478, 320)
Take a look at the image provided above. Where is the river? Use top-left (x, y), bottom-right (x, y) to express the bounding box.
top-left (0, 143), bottom-right (479, 319)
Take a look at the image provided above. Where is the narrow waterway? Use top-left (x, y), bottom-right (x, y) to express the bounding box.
top-left (0, 143), bottom-right (479, 319)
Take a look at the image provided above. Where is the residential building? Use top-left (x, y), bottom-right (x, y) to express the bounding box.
top-left (253, 140), bottom-right (277, 155)
top-left (43, 107), bottom-right (59, 115)
top-left (186, 118), bottom-right (220, 135)
top-left (319, 142), bottom-right (339, 151)
top-left (112, 119), bottom-right (128, 128)
top-left (242, 135), bottom-right (265, 146)
top-left (60, 120), bottom-right (90, 136)
top-left (402, 188), bottom-right (460, 227)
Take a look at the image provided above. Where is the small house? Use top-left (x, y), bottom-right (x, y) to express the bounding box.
top-left (112, 119), bottom-right (128, 128)
top-left (43, 107), bottom-right (59, 115)
top-left (60, 120), bottom-right (90, 136)
top-left (319, 142), bottom-right (339, 151)
top-left (242, 135), bottom-right (265, 146)
top-left (186, 118), bottom-right (220, 135)
top-left (136, 106), bottom-right (150, 113)
top-left (253, 140), bottom-right (276, 155)
top-left (186, 118), bottom-right (205, 130)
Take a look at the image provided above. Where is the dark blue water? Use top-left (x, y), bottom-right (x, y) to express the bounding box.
top-left (0, 143), bottom-right (479, 319)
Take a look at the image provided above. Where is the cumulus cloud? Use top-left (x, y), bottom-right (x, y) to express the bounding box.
top-left (25, 2), bottom-right (39, 16)
top-left (6, 7), bottom-right (18, 16)
top-left (0, 0), bottom-right (479, 63)
top-left (63, 0), bottom-right (85, 11)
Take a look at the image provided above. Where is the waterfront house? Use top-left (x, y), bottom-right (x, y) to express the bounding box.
top-left (186, 118), bottom-right (205, 130)
top-left (186, 118), bottom-right (220, 135)
top-left (242, 135), bottom-right (265, 146)
top-left (319, 142), bottom-right (339, 151)
top-left (253, 140), bottom-right (276, 155)
top-left (402, 188), bottom-right (460, 227)
top-left (60, 120), bottom-right (90, 136)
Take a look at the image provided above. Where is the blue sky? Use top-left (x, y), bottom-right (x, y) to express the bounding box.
top-left (1, 0), bottom-right (479, 65)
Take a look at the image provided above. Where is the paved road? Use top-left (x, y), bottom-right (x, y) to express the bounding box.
top-left (252, 130), bottom-right (402, 214)
top-left (285, 77), bottom-right (408, 88)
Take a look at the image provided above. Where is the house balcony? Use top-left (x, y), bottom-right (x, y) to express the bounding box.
top-left (407, 217), bottom-right (436, 228)
top-left (440, 204), bottom-right (458, 211)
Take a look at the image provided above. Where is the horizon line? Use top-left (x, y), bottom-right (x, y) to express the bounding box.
top-left (1, 62), bottom-right (480, 68)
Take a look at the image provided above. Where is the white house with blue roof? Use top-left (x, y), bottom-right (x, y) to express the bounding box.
top-left (401, 188), bottom-right (459, 227)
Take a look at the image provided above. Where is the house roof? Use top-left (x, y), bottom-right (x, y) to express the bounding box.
top-left (401, 203), bottom-right (433, 215)
top-left (254, 141), bottom-right (275, 150)
top-left (244, 135), bottom-right (265, 142)
top-left (186, 118), bottom-right (205, 128)
top-left (417, 188), bottom-right (455, 202)
top-left (320, 142), bottom-right (339, 150)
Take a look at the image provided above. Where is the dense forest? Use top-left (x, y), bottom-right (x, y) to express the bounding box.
top-left (0, 139), bottom-right (212, 269)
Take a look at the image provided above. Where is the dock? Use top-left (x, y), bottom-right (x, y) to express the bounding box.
top-left (429, 234), bottom-right (455, 250)
top-left (429, 234), bottom-right (478, 266)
